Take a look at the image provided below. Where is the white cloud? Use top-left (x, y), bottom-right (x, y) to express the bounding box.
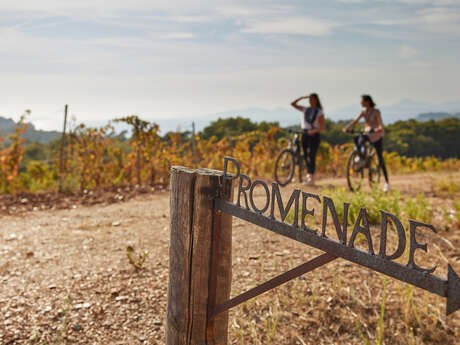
top-left (372, 5), bottom-right (460, 36)
top-left (417, 7), bottom-right (460, 34)
top-left (398, 0), bottom-right (459, 5)
top-left (242, 17), bottom-right (338, 36)
top-left (167, 15), bottom-right (214, 23)
top-left (0, 0), bottom-right (212, 12)
top-left (400, 45), bottom-right (418, 58)
top-left (337, 0), bottom-right (366, 3)
top-left (160, 32), bottom-right (196, 40)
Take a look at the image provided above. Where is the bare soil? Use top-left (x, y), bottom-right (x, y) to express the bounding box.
top-left (0, 183), bottom-right (169, 216)
top-left (1, 172), bottom-right (459, 345)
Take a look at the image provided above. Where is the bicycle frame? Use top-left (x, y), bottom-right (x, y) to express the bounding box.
top-left (288, 133), bottom-right (301, 156)
top-left (292, 132), bottom-right (305, 169)
top-left (353, 131), bottom-right (372, 163)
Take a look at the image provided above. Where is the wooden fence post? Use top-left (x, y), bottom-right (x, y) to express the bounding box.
top-left (166, 167), bottom-right (233, 345)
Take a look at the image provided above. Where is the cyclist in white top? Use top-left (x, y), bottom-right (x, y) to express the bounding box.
top-left (291, 93), bottom-right (326, 185)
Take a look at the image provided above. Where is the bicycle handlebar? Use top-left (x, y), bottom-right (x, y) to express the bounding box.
top-left (287, 129), bottom-right (304, 134)
top-left (345, 128), bottom-right (375, 135)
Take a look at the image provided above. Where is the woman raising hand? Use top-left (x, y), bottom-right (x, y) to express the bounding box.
top-left (291, 93), bottom-right (326, 185)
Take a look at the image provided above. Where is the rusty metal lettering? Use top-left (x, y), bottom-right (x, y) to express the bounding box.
top-left (214, 198), bottom-right (460, 316)
top-left (249, 179), bottom-right (270, 214)
top-left (447, 265), bottom-right (460, 315)
top-left (348, 208), bottom-right (374, 255)
top-left (210, 157), bottom-right (460, 317)
top-left (237, 174), bottom-right (251, 210)
top-left (378, 210), bottom-right (406, 261)
top-left (223, 156), bottom-right (240, 182)
top-left (407, 220), bottom-right (437, 274)
top-left (270, 184), bottom-right (300, 227)
top-left (301, 192), bottom-right (321, 233)
top-left (321, 196), bottom-right (349, 244)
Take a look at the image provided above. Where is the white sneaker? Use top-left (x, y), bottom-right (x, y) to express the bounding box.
top-left (303, 174), bottom-right (312, 185)
top-left (383, 183), bottom-right (390, 192)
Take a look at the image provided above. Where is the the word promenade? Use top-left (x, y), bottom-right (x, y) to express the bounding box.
top-left (220, 157), bottom-right (460, 316)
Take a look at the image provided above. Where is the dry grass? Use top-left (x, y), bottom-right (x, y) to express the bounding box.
top-left (228, 230), bottom-right (457, 345)
top-left (431, 175), bottom-right (460, 198)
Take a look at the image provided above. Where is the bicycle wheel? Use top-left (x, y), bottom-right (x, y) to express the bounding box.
top-left (297, 152), bottom-right (304, 184)
top-left (346, 151), bottom-right (364, 191)
top-left (367, 149), bottom-right (381, 187)
top-left (274, 149), bottom-right (295, 186)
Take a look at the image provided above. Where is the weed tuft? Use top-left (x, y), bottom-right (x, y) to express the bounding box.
top-left (126, 245), bottom-right (148, 272)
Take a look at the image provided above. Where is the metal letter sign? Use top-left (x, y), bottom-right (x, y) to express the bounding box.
top-left (210, 157), bottom-right (460, 319)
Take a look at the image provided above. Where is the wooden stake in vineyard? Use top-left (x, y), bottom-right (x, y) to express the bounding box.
top-left (58, 104), bottom-right (68, 192)
top-left (191, 122), bottom-right (199, 165)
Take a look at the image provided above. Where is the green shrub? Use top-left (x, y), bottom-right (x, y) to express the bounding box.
top-left (321, 187), bottom-right (401, 225)
top-left (288, 186), bottom-right (432, 230)
top-left (19, 160), bottom-right (57, 192)
top-left (403, 194), bottom-right (433, 224)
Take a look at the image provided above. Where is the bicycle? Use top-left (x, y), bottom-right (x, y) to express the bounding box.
top-left (344, 129), bottom-right (381, 191)
top-left (273, 129), bottom-right (305, 186)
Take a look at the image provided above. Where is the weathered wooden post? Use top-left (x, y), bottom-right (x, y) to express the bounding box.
top-left (166, 167), bottom-right (233, 345)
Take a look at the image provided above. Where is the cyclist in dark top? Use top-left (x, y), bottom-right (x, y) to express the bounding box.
top-left (291, 93), bottom-right (326, 185)
top-left (343, 95), bottom-right (390, 192)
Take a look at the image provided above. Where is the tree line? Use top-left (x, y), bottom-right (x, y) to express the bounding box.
top-left (1, 114), bottom-right (459, 193)
top-left (201, 116), bottom-right (460, 159)
top-left (3, 115), bottom-right (460, 176)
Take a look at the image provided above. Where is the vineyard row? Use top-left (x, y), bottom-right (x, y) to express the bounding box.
top-left (1, 116), bottom-right (459, 194)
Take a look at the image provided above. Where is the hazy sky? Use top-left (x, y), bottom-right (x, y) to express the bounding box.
top-left (1, 0), bottom-right (460, 130)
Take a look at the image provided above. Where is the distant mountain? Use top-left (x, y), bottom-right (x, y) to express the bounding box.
top-left (144, 99), bottom-right (460, 133)
top-left (416, 112), bottom-right (460, 121)
top-left (112, 107), bottom-right (302, 135)
top-left (0, 116), bottom-right (61, 143)
top-left (3, 98), bottom-right (460, 139)
top-left (0, 117), bottom-right (17, 133)
top-left (328, 99), bottom-right (460, 123)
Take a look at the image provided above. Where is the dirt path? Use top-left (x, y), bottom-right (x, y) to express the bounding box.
top-left (1, 192), bottom-right (171, 344)
top-left (1, 172), bottom-right (459, 344)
